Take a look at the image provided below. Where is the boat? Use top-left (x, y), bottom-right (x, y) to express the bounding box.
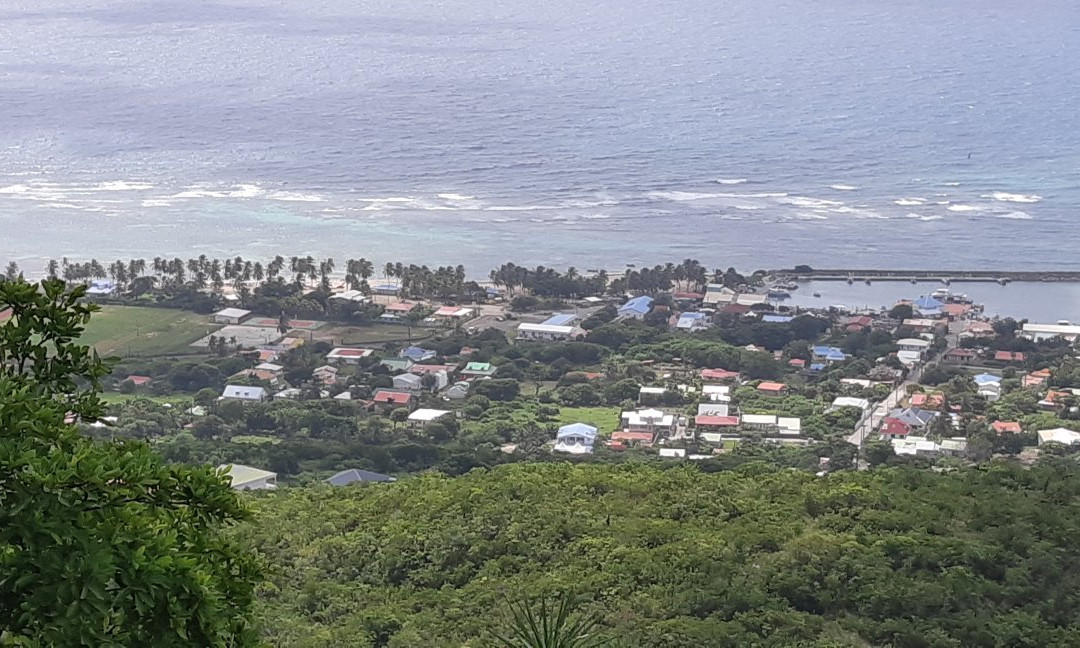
top-left (813, 291), bottom-right (822, 298)
top-left (768, 286), bottom-right (791, 299)
top-left (864, 279), bottom-right (872, 285)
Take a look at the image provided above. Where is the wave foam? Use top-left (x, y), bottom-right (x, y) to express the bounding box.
top-left (984, 192), bottom-right (1042, 204)
top-left (994, 211), bottom-right (1033, 220)
top-left (268, 191), bottom-right (325, 202)
top-left (946, 204), bottom-right (980, 212)
top-left (894, 198), bottom-right (925, 206)
top-left (716, 178), bottom-right (748, 185)
top-left (829, 184), bottom-right (858, 191)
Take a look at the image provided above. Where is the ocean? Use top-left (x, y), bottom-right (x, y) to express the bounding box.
top-left (1, 0), bottom-right (1079, 274)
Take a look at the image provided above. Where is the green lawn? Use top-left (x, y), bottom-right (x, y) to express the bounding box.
top-left (316, 325), bottom-right (438, 346)
top-left (558, 406), bottom-right (623, 432)
top-left (82, 306), bottom-right (219, 357)
top-left (99, 393), bottom-right (196, 406)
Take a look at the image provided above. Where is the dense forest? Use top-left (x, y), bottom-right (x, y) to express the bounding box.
top-left (244, 461), bottom-right (1080, 647)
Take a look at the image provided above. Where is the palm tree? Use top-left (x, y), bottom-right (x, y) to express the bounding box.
top-left (490, 595), bottom-right (608, 648)
top-left (46, 259), bottom-right (59, 279)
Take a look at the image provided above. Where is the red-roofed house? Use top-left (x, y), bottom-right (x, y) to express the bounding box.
top-left (409, 363), bottom-right (457, 376)
top-left (125, 375), bottom-right (152, 387)
top-left (942, 303), bottom-right (971, 318)
top-left (757, 382), bottom-right (788, 395)
top-left (881, 417), bottom-right (913, 439)
top-left (609, 430), bottom-right (655, 447)
top-left (256, 349), bottom-right (279, 363)
top-left (385, 301), bottom-right (420, 313)
top-left (700, 368), bottom-right (739, 382)
top-left (720, 303), bottom-right (752, 315)
top-left (433, 305), bottom-right (476, 320)
top-left (788, 358), bottom-right (806, 367)
top-left (1039, 390), bottom-right (1072, 411)
top-left (694, 415), bottom-right (740, 432)
top-left (844, 315), bottom-right (874, 333)
top-left (372, 390), bottom-right (416, 411)
top-left (909, 392), bottom-right (944, 410)
top-left (992, 421), bottom-right (1022, 434)
top-left (994, 351), bottom-right (1027, 363)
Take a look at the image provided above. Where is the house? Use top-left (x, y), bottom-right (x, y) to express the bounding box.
top-left (880, 407), bottom-right (936, 439)
top-left (638, 386), bottom-right (667, 404)
top-left (776, 417), bottom-right (802, 437)
top-left (460, 362), bottom-right (498, 379)
top-left (994, 350), bottom-right (1027, 363)
top-left (719, 303), bottom-right (752, 316)
top-left (325, 469), bottom-right (396, 485)
top-left (443, 382), bottom-right (470, 400)
top-left (609, 430), bottom-right (656, 447)
top-left (618, 295), bottom-right (654, 319)
top-left (811, 345), bottom-right (847, 364)
top-left (1023, 368), bottom-right (1051, 389)
top-left (1038, 390), bottom-right (1072, 411)
top-left (1021, 323), bottom-right (1080, 342)
top-left (913, 295), bottom-right (945, 318)
top-left (703, 284), bottom-right (737, 306)
top-left (333, 391), bottom-right (353, 400)
top-left (372, 390), bottom-right (415, 411)
top-left (756, 382), bottom-right (787, 396)
top-left (400, 346), bottom-right (437, 362)
top-left (84, 279), bottom-right (117, 297)
top-left (385, 301), bottom-right (420, 314)
top-left (829, 396), bottom-right (870, 413)
top-left (700, 368), bottom-right (739, 382)
top-left (220, 385), bottom-right (267, 402)
top-left (789, 358), bottom-right (806, 368)
top-left (410, 364), bottom-right (455, 388)
top-left (619, 408), bottom-right (675, 441)
top-left (701, 385), bottom-right (731, 402)
top-left (312, 365), bottom-right (339, 386)
top-left (944, 348), bottom-right (977, 364)
top-left (218, 464), bottom-right (276, 490)
top-left (910, 392), bottom-right (944, 410)
top-left (809, 363), bottom-right (827, 372)
top-left (1037, 427), bottom-right (1080, 446)
top-left (326, 347), bottom-right (374, 365)
top-left (380, 357), bottom-right (415, 373)
top-left (942, 303), bottom-right (971, 318)
top-left (891, 437), bottom-right (944, 457)
top-left (896, 350), bottom-right (923, 367)
top-left (256, 349), bottom-right (280, 363)
top-left (329, 289), bottom-right (370, 304)
top-left (541, 313), bottom-right (578, 326)
top-left (407, 408), bottom-right (452, 428)
top-left (554, 423), bottom-right (598, 455)
top-left (698, 403), bottom-right (730, 417)
top-left (658, 448), bottom-right (687, 458)
top-left (991, 421), bottom-right (1022, 434)
top-left (229, 368), bottom-right (281, 385)
top-left (433, 305), bottom-right (476, 321)
top-left (762, 314), bottom-right (794, 324)
top-left (843, 315), bottom-right (874, 332)
top-left (742, 414), bottom-right (779, 431)
top-left (516, 322), bottom-right (585, 342)
top-left (694, 414), bottom-right (740, 433)
top-left (393, 373), bottom-right (424, 392)
top-left (213, 308), bottom-right (252, 325)
top-left (903, 318), bottom-right (944, 334)
top-left (273, 387), bottom-right (303, 401)
top-left (254, 362), bottom-right (284, 375)
top-left (897, 338), bottom-right (932, 354)
top-left (977, 382), bottom-right (1002, 402)
top-left (676, 312), bottom-right (710, 332)
top-left (372, 283), bottom-right (400, 296)
top-left (124, 375), bottom-right (153, 388)
top-left (960, 321), bottom-right (995, 339)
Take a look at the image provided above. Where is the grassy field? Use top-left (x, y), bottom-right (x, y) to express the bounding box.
top-left (558, 406), bottom-right (623, 432)
top-left (99, 392), bottom-right (196, 406)
top-left (316, 324), bottom-right (438, 346)
top-left (81, 306), bottom-right (219, 357)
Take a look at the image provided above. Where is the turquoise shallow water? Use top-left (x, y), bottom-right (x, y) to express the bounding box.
top-left (1, 0), bottom-right (1079, 272)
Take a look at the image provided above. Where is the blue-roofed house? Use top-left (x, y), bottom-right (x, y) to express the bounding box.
top-left (973, 373), bottom-right (1002, 386)
top-left (809, 363), bottom-right (827, 372)
top-left (618, 295), bottom-right (654, 320)
top-left (914, 295), bottom-right (945, 318)
top-left (400, 346), bottom-right (437, 362)
top-left (372, 283), bottom-right (400, 296)
top-left (542, 313), bottom-right (578, 327)
top-left (325, 468), bottom-right (397, 485)
top-left (811, 345), bottom-right (847, 364)
top-left (85, 279), bottom-right (117, 297)
top-left (554, 423), bottom-right (598, 454)
top-left (676, 312), bottom-right (709, 332)
top-left (762, 314), bottom-right (794, 324)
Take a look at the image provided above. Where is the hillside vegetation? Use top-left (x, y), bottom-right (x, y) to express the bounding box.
top-left (245, 461), bottom-right (1080, 647)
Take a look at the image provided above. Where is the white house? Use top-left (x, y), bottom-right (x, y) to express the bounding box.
top-left (220, 385), bottom-right (267, 402)
top-left (742, 414), bottom-right (778, 430)
top-left (702, 385), bottom-right (731, 402)
top-left (408, 408), bottom-right (453, 428)
top-left (675, 312), bottom-right (709, 332)
top-left (638, 386), bottom-right (667, 404)
top-left (326, 347), bottom-right (374, 365)
top-left (329, 289), bottom-right (370, 304)
top-left (658, 448), bottom-right (687, 458)
top-left (620, 409), bottom-right (675, 436)
top-left (829, 396), bottom-right (870, 413)
top-left (618, 296), bottom-right (653, 319)
top-left (554, 423), bottom-right (598, 455)
top-left (443, 382), bottom-right (470, 400)
top-left (213, 308), bottom-right (252, 325)
top-left (1022, 323), bottom-right (1080, 342)
top-left (312, 365), bottom-right (339, 385)
top-left (516, 322), bottom-right (584, 342)
top-left (1037, 427), bottom-right (1080, 446)
top-left (218, 464), bottom-right (277, 490)
top-left (897, 338), bottom-right (932, 354)
top-left (697, 403), bottom-right (730, 417)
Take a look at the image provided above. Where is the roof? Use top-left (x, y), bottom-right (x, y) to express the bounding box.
top-left (700, 368), bottom-right (739, 381)
top-left (394, 373), bottom-right (423, 386)
top-left (325, 469), bottom-right (396, 485)
top-left (742, 414), bottom-right (778, 426)
top-left (676, 313), bottom-right (709, 329)
top-left (762, 314), bottom-right (794, 323)
top-left (886, 407), bottom-right (936, 427)
top-left (619, 295), bottom-right (654, 314)
top-left (946, 348), bottom-right (977, 357)
top-left (697, 403), bottom-right (730, 416)
top-left (695, 414), bottom-right (740, 427)
top-left (254, 362), bottom-right (283, 372)
top-left (218, 464), bottom-right (276, 487)
top-left (517, 322), bottom-right (581, 335)
top-left (408, 408), bottom-right (452, 422)
top-left (215, 307), bottom-right (251, 319)
top-left (639, 386), bottom-right (666, 394)
top-left (221, 385), bottom-right (266, 400)
top-left (557, 423), bottom-right (598, 440)
top-left (385, 301), bottom-right (418, 312)
top-left (1022, 323), bottom-right (1080, 336)
top-left (777, 417), bottom-right (802, 434)
top-left (434, 305), bottom-right (473, 317)
top-left (914, 296), bottom-right (944, 309)
top-left (126, 375), bottom-right (152, 386)
top-left (658, 448), bottom-right (686, 458)
top-left (409, 363), bottom-right (456, 374)
top-left (992, 421), bottom-right (1022, 434)
top-left (611, 430), bottom-right (654, 442)
top-left (401, 346), bottom-right (435, 360)
top-left (542, 313), bottom-right (577, 326)
top-left (831, 396), bottom-right (870, 410)
top-left (1038, 428), bottom-right (1080, 446)
top-left (329, 289), bottom-right (369, 302)
top-left (973, 373), bottom-right (1001, 385)
top-left (789, 358), bottom-right (806, 367)
top-left (903, 318), bottom-right (939, 328)
top-left (809, 363), bottom-right (826, 372)
top-left (994, 351), bottom-right (1027, 362)
top-left (757, 382), bottom-right (786, 392)
top-left (327, 347), bottom-right (374, 359)
top-left (897, 338), bottom-right (931, 348)
top-left (372, 390), bottom-right (413, 404)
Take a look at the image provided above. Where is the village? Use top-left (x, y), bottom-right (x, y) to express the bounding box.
top-left (46, 257), bottom-right (1080, 490)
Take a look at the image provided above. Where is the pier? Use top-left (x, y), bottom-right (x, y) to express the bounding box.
top-left (773, 269), bottom-right (1080, 284)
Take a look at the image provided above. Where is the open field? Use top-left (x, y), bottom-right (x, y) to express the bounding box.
top-left (81, 306), bottom-right (219, 357)
top-left (315, 324), bottom-right (439, 346)
top-left (558, 406), bottom-right (623, 432)
top-left (99, 392), bottom-right (196, 406)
